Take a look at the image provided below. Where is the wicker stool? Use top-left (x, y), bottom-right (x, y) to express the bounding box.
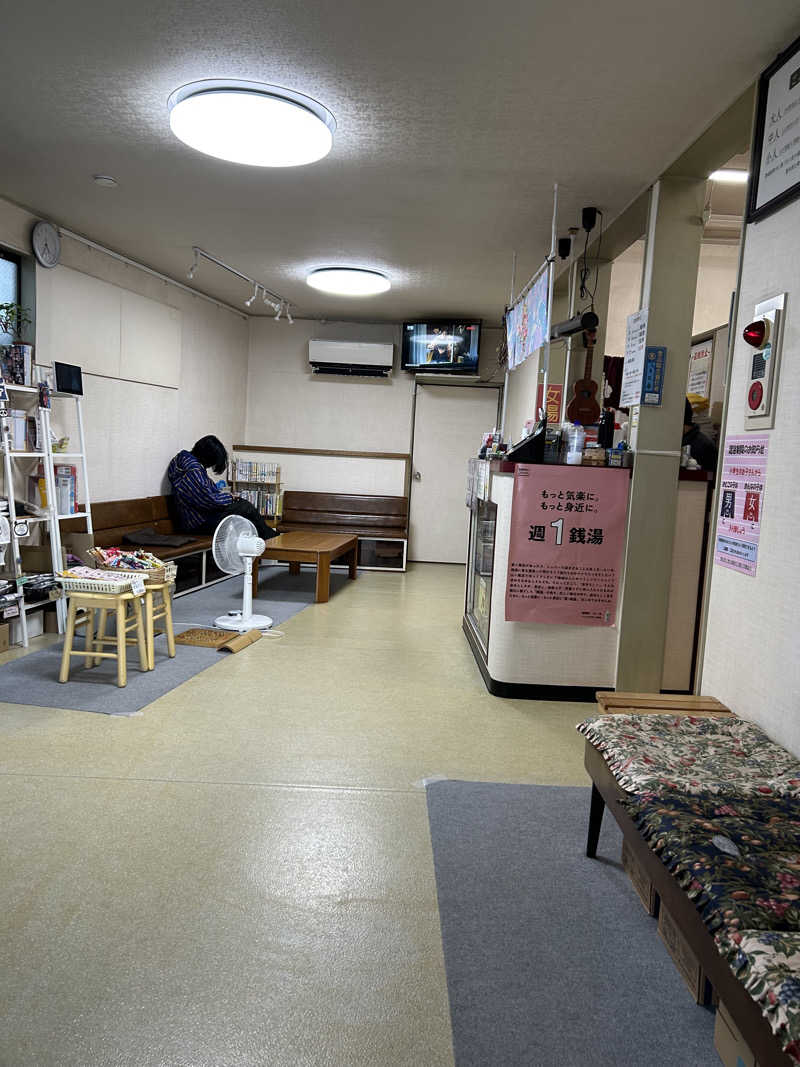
top-left (142, 580), bottom-right (176, 671)
top-left (59, 590), bottom-right (148, 688)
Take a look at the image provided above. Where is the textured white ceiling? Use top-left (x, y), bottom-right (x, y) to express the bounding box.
top-left (1, 1), bottom-right (798, 324)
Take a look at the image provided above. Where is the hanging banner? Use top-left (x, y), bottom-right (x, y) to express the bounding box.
top-left (505, 466), bottom-right (630, 626)
top-left (619, 308), bottom-right (649, 407)
top-left (506, 270), bottom-right (550, 370)
top-left (715, 435), bottom-right (769, 577)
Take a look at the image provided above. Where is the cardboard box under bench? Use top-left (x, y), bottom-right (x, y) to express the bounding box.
top-left (715, 1000), bottom-right (759, 1067)
top-left (621, 838), bottom-right (658, 916)
top-left (658, 902), bottom-right (713, 1006)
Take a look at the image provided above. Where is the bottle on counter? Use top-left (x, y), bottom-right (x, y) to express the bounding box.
top-left (597, 408), bottom-right (615, 449)
top-left (566, 422), bottom-right (585, 465)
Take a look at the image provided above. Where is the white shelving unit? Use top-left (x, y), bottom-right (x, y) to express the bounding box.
top-left (0, 376), bottom-right (93, 640)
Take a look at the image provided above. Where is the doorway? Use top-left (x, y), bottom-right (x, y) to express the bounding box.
top-left (409, 383), bottom-right (501, 563)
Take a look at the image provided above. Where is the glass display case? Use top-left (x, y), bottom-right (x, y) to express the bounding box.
top-left (465, 497), bottom-right (497, 651)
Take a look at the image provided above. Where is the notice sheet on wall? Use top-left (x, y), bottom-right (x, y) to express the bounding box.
top-left (715, 435), bottom-right (769, 578)
top-left (505, 465), bottom-right (630, 626)
top-left (619, 308), bottom-right (649, 407)
top-left (688, 339), bottom-right (713, 399)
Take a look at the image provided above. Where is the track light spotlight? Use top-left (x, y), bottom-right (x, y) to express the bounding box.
top-left (244, 283), bottom-right (259, 308)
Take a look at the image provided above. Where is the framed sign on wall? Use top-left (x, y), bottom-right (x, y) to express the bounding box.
top-left (748, 34), bottom-right (800, 223)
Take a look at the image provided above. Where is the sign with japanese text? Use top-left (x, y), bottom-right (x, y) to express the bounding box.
top-left (620, 308), bottom-right (649, 407)
top-left (687, 339), bottom-right (712, 399)
top-left (536, 382), bottom-right (563, 424)
top-left (505, 466), bottom-right (630, 626)
top-left (750, 37), bottom-right (800, 221)
top-left (715, 435), bottom-right (769, 578)
top-left (642, 346), bottom-right (667, 406)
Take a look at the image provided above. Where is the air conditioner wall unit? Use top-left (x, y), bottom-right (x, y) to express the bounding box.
top-left (308, 340), bottom-right (394, 378)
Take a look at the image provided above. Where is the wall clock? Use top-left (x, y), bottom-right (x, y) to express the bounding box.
top-left (31, 220), bottom-right (61, 268)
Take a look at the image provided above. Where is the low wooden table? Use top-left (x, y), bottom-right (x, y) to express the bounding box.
top-left (253, 531), bottom-right (358, 603)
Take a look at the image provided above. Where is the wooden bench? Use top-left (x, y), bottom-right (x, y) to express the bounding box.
top-left (61, 496), bottom-right (219, 594)
top-left (584, 691), bottom-right (792, 1066)
top-left (279, 491), bottom-right (409, 571)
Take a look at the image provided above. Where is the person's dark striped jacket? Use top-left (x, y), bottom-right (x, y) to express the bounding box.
top-left (167, 450), bottom-right (232, 530)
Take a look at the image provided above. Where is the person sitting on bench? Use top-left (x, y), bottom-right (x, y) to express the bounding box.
top-left (167, 435), bottom-right (277, 541)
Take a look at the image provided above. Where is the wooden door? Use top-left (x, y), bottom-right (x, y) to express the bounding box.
top-left (409, 384), bottom-right (500, 563)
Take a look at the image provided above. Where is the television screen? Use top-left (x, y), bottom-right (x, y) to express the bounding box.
top-left (401, 321), bottom-right (480, 371)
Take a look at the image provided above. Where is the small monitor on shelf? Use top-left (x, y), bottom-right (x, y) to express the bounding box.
top-left (402, 320), bottom-right (480, 373)
top-left (53, 362), bottom-right (83, 395)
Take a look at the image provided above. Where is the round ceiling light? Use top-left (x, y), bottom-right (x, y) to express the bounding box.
top-left (306, 268), bottom-right (391, 297)
top-left (167, 79), bottom-right (335, 167)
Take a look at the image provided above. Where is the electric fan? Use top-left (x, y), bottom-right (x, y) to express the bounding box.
top-left (211, 515), bottom-right (272, 631)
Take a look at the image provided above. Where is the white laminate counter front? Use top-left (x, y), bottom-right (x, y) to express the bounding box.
top-left (484, 470), bottom-right (620, 689)
top-left (464, 464), bottom-right (711, 696)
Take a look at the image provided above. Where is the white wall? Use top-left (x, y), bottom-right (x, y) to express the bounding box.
top-left (503, 349), bottom-right (541, 444)
top-left (0, 196), bottom-right (249, 502)
top-left (702, 201), bottom-right (800, 754)
top-left (606, 239), bottom-right (738, 355)
top-left (246, 319), bottom-right (411, 454)
top-left (244, 319), bottom-right (502, 495)
top-left (693, 244), bottom-right (738, 336)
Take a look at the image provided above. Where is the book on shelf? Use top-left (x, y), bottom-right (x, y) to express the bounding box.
top-left (236, 487), bottom-right (283, 518)
top-left (54, 464), bottom-right (78, 516)
top-left (230, 458), bottom-right (280, 483)
top-left (8, 410), bottom-right (27, 450)
top-left (0, 344), bottom-right (33, 386)
top-left (25, 414), bottom-right (42, 453)
top-left (27, 473), bottom-right (48, 510)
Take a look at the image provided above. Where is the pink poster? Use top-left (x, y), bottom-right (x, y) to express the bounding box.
top-left (505, 466), bottom-right (630, 626)
top-left (715, 435), bottom-right (769, 577)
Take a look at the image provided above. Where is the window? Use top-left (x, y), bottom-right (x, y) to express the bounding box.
top-left (0, 247), bottom-right (21, 344)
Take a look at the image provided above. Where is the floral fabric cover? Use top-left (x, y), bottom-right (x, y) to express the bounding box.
top-left (716, 930), bottom-right (800, 1064)
top-left (623, 791), bottom-right (800, 937)
top-left (577, 713), bottom-right (800, 798)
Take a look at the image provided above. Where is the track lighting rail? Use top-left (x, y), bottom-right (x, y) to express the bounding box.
top-left (188, 246), bottom-right (294, 322)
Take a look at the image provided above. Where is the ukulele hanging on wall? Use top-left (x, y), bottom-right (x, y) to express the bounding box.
top-left (566, 328), bottom-right (601, 426)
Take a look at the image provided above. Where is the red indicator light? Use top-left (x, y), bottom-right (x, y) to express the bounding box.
top-left (743, 320), bottom-right (769, 347)
top-left (748, 381), bottom-right (764, 410)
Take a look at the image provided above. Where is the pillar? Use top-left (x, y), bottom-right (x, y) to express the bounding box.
top-left (615, 176), bottom-right (706, 692)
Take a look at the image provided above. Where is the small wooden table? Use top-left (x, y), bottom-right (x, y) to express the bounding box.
top-left (253, 531), bottom-right (358, 603)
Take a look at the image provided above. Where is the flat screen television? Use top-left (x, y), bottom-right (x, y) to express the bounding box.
top-left (401, 320), bottom-right (481, 372)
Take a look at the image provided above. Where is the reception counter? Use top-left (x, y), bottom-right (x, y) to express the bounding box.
top-left (463, 462), bottom-right (712, 699)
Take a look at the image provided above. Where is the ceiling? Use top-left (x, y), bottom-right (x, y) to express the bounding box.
top-left (2, 1), bottom-right (798, 325)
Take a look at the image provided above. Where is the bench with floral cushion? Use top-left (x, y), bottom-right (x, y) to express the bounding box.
top-left (579, 708), bottom-right (800, 1066)
top-left (717, 931), bottom-right (800, 1064)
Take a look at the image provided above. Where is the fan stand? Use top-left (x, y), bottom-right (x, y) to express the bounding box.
top-left (214, 555), bottom-right (273, 632)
